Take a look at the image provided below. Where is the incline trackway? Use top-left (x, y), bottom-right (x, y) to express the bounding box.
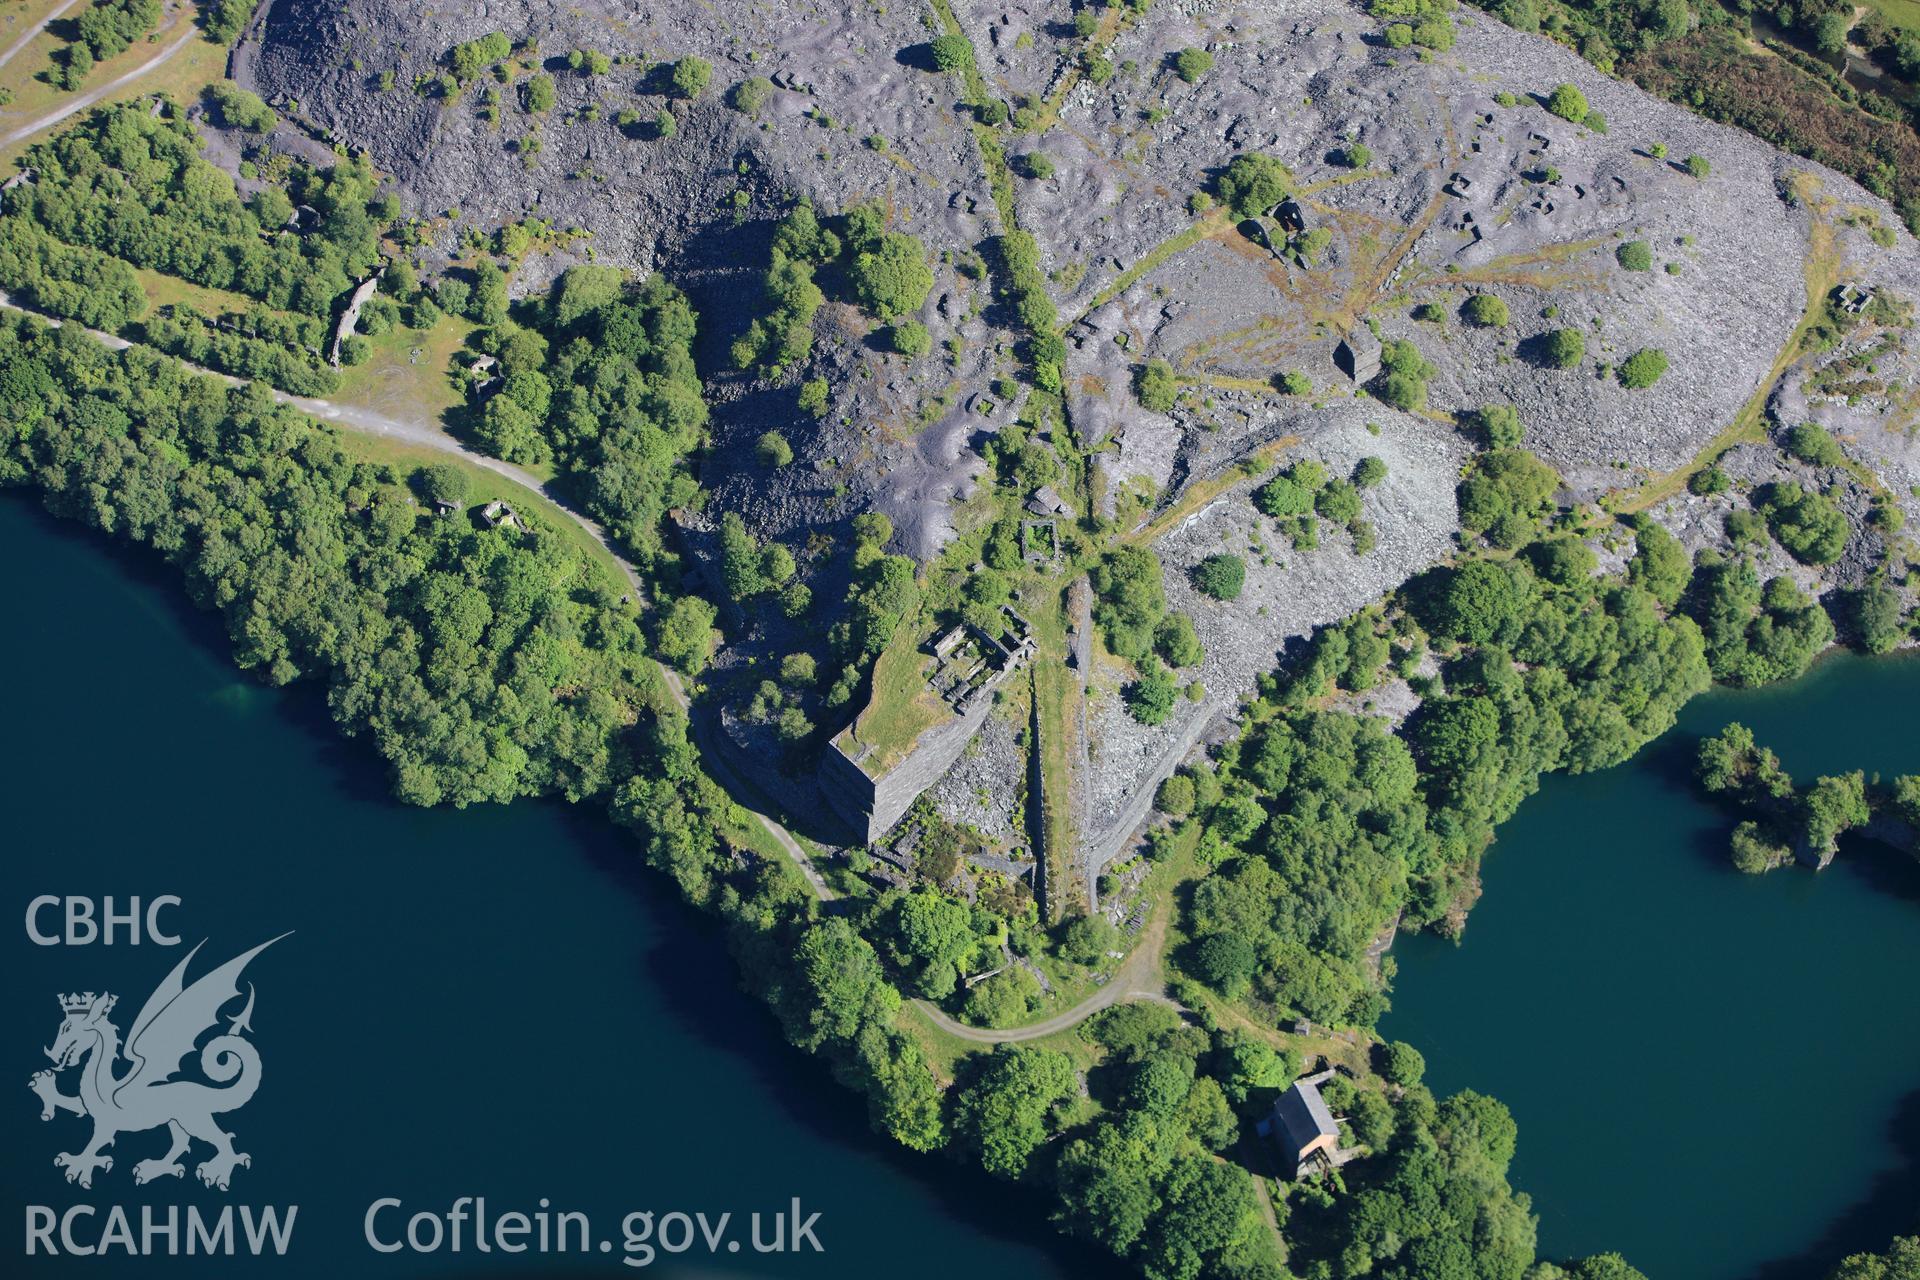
top-left (0, 291), bottom-right (1169, 1037)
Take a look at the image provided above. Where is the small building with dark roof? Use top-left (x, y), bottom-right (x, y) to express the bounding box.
top-left (1266, 1079), bottom-right (1339, 1177)
top-left (1025, 485), bottom-right (1070, 517)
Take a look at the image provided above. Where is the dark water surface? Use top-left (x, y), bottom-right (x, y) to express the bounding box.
top-left (0, 492), bottom-right (1101, 1278)
top-left (1387, 649), bottom-right (1920, 1280)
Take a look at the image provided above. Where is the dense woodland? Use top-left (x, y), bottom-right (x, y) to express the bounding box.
top-left (11, 102), bottom-right (389, 316)
top-left (1695, 720), bottom-right (1920, 870)
top-left (460, 264), bottom-right (709, 570)
top-left (1160, 417), bottom-right (1913, 1029)
top-left (0, 100), bottom-right (397, 393)
top-left (0, 312), bottom-right (653, 806)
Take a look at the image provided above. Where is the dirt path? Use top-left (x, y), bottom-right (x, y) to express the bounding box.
top-left (914, 904), bottom-right (1174, 1044)
top-left (0, 0), bottom-right (78, 76)
top-left (0, 25), bottom-right (196, 149)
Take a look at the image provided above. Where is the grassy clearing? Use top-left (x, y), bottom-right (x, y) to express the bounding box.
top-left (1031, 648), bottom-right (1077, 916)
top-left (332, 313), bottom-right (476, 428)
top-left (832, 617), bottom-right (948, 777)
top-left (131, 264), bottom-right (267, 318)
top-left (0, 0), bottom-right (73, 91)
top-left (0, 8), bottom-right (223, 165)
top-left (1864, 0), bottom-right (1920, 33)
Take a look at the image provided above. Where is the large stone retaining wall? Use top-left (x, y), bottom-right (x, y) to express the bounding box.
top-left (823, 695), bottom-right (1002, 846)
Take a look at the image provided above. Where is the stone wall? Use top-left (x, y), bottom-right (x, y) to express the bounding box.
top-left (822, 693), bottom-right (1004, 846)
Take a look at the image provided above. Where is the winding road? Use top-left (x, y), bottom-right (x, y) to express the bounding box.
top-left (0, 25), bottom-right (199, 150)
top-left (0, 0), bottom-right (78, 77)
top-left (0, 288), bottom-right (1165, 1039)
top-left (913, 907), bottom-right (1176, 1044)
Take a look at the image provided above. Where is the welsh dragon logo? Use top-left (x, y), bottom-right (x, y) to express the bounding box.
top-left (28, 936), bottom-right (286, 1191)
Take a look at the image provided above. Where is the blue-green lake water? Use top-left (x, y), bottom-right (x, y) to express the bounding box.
top-left (0, 493), bottom-right (1100, 1278)
top-left (1387, 650), bottom-right (1920, 1279)
top-left (7, 484), bottom-right (1918, 1280)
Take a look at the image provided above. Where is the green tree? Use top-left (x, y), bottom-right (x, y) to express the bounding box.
top-left (1418, 560), bottom-right (1534, 645)
top-left (756, 431), bottom-right (794, 467)
top-left (1137, 1156), bottom-right (1263, 1280)
top-left (1136, 358), bottom-right (1178, 411)
top-left (1156, 773), bottom-right (1197, 815)
top-left (1616, 240), bottom-right (1653, 271)
top-left (1758, 482), bottom-right (1849, 565)
top-left (1091, 544), bottom-right (1167, 661)
top-left (448, 32), bottom-right (513, 83)
top-left (952, 1045), bottom-right (1078, 1179)
top-left (1475, 402), bottom-right (1525, 449)
top-left (1458, 448), bottom-right (1561, 548)
top-left (1379, 1040), bottom-right (1427, 1085)
top-left (1617, 348), bottom-right (1669, 389)
top-left (786, 918), bottom-right (900, 1051)
top-left (1189, 932), bottom-right (1257, 997)
top-left (848, 232), bottom-right (933, 320)
top-left (1542, 327), bottom-right (1585, 369)
top-left (797, 377), bottom-right (829, 416)
top-left (1627, 519), bottom-right (1689, 607)
top-left (567, 48), bottom-right (612, 76)
top-left (1127, 657), bottom-right (1181, 725)
top-left (655, 596), bottom-right (718, 675)
top-left (1785, 422), bottom-right (1844, 466)
top-left (1014, 152), bottom-right (1055, 180)
top-left (1154, 612), bottom-right (1205, 668)
top-left (1216, 152), bottom-right (1292, 218)
top-left (1193, 554), bottom-right (1246, 601)
top-left (670, 56), bottom-right (712, 98)
top-left (728, 76), bottom-right (773, 114)
top-left (415, 462), bottom-right (469, 508)
top-left (885, 319), bottom-right (932, 356)
top-left (1059, 914), bottom-right (1120, 965)
top-left (1174, 47), bottom-right (1213, 83)
top-left (1463, 293), bottom-right (1510, 327)
top-left (1546, 82), bottom-right (1590, 123)
top-left (1253, 474), bottom-right (1313, 517)
top-left (930, 33), bottom-right (974, 72)
top-left (1852, 582), bottom-right (1910, 654)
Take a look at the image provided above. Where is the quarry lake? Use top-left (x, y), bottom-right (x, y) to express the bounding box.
top-left (0, 492), bottom-right (1098, 1278)
top-left (6, 484), bottom-right (1920, 1280)
top-left (1388, 648), bottom-right (1920, 1280)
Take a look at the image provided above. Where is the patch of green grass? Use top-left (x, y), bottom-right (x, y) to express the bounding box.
top-left (0, 11), bottom-right (225, 172)
top-left (332, 312), bottom-right (477, 428)
top-left (832, 617), bottom-right (949, 777)
top-left (131, 264), bottom-right (264, 317)
top-left (1862, 0), bottom-right (1920, 33)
